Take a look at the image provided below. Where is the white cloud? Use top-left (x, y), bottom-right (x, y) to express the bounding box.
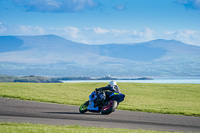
top-left (164, 30), bottom-right (200, 45)
top-left (165, 31), bottom-right (176, 35)
top-left (18, 25), bottom-right (45, 35)
top-left (0, 23), bottom-right (44, 36)
top-left (113, 4), bottom-right (126, 11)
top-left (64, 26), bottom-right (80, 39)
top-left (132, 30), bottom-right (143, 37)
top-left (93, 27), bottom-right (109, 34)
top-left (132, 27), bottom-right (156, 39)
top-left (110, 29), bottom-right (128, 35)
top-left (175, 0), bottom-right (200, 10)
top-left (177, 30), bottom-right (200, 44)
top-left (178, 30), bottom-right (197, 37)
top-left (144, 27), bottom-right (156, 38)
top-left (11, 0), bottom-right (100, 13)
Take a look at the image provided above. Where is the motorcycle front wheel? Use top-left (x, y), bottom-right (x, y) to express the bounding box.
top-left (79, 100), bottom-right (89, 113)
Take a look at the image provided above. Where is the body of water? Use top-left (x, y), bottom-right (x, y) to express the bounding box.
top-left (61, 78), bottom-right (200, 84)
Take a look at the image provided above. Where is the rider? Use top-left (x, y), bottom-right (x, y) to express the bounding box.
top-left (87, 81), bottom-right (121, 111)
top-left (95, 80), bottom-right (121, 93)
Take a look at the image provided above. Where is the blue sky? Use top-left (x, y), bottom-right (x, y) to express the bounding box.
top-left (0, 0), bottom-right (200, 45)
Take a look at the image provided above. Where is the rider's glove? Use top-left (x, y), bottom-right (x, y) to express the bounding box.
top-left (95, 88), bottom-right (98, 93)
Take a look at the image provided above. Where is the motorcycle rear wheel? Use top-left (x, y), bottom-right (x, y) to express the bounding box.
top-left (100, 100), bottom-right (117, 115)
top-left (79, 100), bottom-right (89, 113)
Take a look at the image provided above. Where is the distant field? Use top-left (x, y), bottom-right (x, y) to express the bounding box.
top-left (0, 82), bottom-right (200, 116)
top-left (0, 123), bottom-right (180, 133)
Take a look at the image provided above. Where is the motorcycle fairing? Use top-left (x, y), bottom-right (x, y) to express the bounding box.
top-left (109, 92), bottom-right (125, 103)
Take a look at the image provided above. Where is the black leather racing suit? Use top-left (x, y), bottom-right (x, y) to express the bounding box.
top-left (95, 85), bottom-right (121, 98)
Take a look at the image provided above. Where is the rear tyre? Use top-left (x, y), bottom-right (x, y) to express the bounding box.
top-left (79, 100), bottom-right (89, 113)
top-left (100, 100), bottom-right (117, 115)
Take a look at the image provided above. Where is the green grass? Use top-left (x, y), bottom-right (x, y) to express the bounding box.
top-left (0, 82), bottom-right (200, 116)
top-left (0, 123), bottom-right (181, 133)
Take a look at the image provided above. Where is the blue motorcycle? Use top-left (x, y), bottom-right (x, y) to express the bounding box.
top-left (79, 90), bottom-right (125, 114)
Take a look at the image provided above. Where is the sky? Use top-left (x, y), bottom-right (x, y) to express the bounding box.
top-left (0, 0), bottom-right (200, 46)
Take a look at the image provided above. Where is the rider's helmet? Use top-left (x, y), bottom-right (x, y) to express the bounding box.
top-left (109, 81), bottom-right (121, 93)
top-left (109, 81), bottom-right (117, 87)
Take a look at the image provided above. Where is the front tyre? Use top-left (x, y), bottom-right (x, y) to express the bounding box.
top-left (79, 100), bottom-right (89, 113)
top-left (100, 100), bottom-right (117, 115)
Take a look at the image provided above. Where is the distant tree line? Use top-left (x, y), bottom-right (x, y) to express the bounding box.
top-left (54, 76), bottom-right (117, 80)
top-left (0, 75), bottom-right (61, 83)
top-left (0, 75), bottom-right (153, 83)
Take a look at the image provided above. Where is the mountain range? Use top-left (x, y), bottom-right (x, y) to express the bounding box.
top-left (0, 35), bottom-right (200, 77)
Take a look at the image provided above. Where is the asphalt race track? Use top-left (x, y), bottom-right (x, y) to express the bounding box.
top-left (0, 98), bottom-right (200, 132)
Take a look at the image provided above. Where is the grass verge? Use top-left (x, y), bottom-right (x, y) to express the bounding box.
top-left (0, 82), bottom-right (200, 116)
top-left (0, 123), bottom-right (181, 133)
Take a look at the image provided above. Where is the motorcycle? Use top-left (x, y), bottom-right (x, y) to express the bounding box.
top-left (79, 90), bottom-right (125, 115)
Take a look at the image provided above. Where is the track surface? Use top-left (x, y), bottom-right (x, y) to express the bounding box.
top-left (0, 98), bottom-right (200, 132)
